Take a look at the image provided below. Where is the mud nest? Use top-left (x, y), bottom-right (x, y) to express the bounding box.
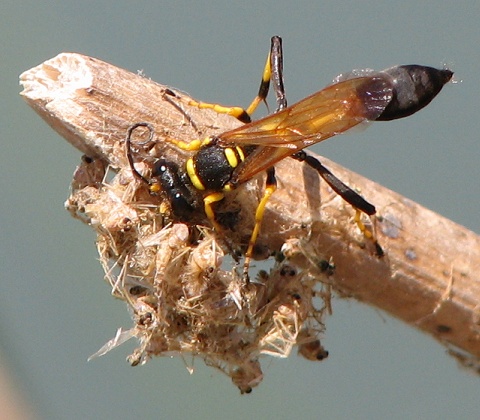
top-left (65, 154), bottom-right (332, 393)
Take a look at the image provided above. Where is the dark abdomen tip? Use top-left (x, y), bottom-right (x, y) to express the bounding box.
top-left (376, 65), bottom-right (453, 121)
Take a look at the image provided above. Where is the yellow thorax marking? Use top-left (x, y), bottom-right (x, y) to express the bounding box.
top-left (224, 148), bottom-right (239, 168)
top-left (186, 158), bottom-right (205, 190)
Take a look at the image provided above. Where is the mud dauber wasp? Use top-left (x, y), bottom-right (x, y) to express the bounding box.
top-left (126, 36), bottom-right (452, 280)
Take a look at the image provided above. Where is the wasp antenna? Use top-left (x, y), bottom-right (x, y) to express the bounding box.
top-left (125, 122), bottom-right (155, 185)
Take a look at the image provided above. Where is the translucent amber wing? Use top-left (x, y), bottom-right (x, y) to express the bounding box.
top-left (225, 75), bottom-right (393, 183)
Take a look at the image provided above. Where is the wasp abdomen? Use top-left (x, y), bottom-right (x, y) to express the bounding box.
top-left (377, 65), bottom-right (453, 121)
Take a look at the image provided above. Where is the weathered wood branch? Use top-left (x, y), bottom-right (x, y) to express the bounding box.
top-left (20, 53), bottom-right (480, 367)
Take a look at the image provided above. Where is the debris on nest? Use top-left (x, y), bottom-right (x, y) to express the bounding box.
top-left (66, 154), bottom-right (332, 393)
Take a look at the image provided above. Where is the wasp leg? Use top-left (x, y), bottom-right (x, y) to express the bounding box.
top-left (187, 36), bottom-right (285, 124)
top-left (203, 191), bottom-right (226, 231)
top-left (167, 36), bottom-right (287, 153)
top-left (164, 36), bottom-right (287, 152)
top-left (162, 89), bottom-right (200, 134)
top-left (187, 54), bottom-right (270, 123)
top-left (126, 120), bottom-right (206, 173)
top-left (243, 167), bottom-right (277, 281)
top-left (354, 210), bottom-right (384, 257)
top-left (269, 35), bottom-right (287, 112)
top-left (292, 151), bottom-right (383, 256)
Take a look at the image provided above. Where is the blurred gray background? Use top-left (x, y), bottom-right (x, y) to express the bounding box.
top-left (2, 1), bottom-right (479, 419)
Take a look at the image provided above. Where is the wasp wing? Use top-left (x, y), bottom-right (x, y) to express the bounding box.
top-left (221, 75), bottom-right (393, 148)
top-left (223, 75), bottom-right (393, 184)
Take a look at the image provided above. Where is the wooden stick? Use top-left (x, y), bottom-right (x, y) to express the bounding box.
top-left (20, 53), bottom-right (480, 365)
